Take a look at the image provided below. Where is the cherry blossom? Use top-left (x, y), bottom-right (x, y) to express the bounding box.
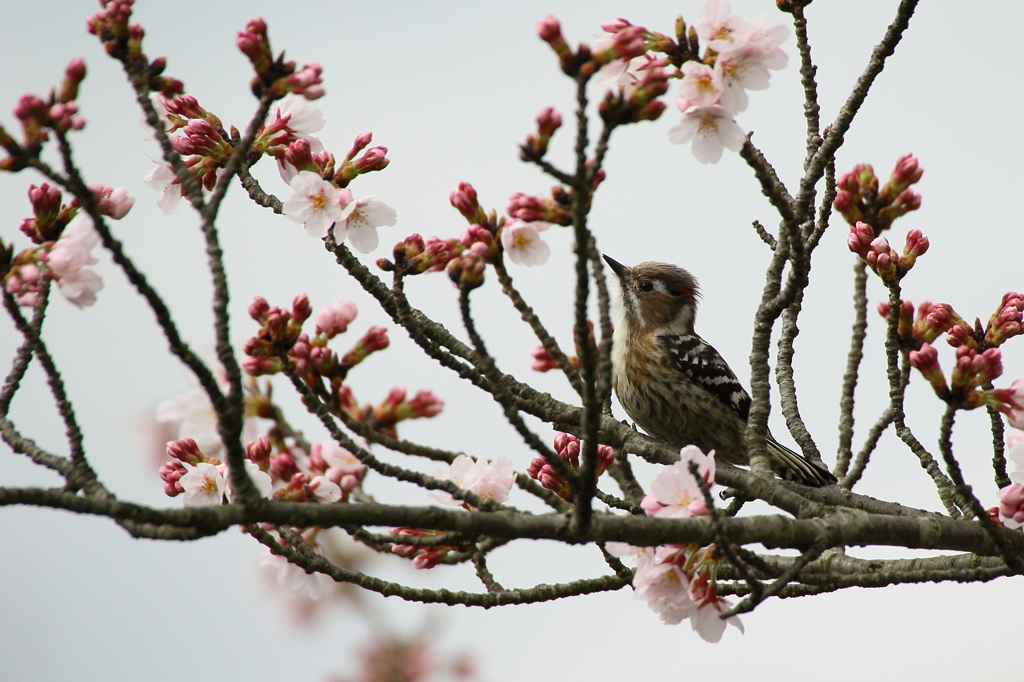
top-left (282, 170), bottom-right (344, 238)
top-left (314, 295), bottom-right (358, 338)
top-left (260, 548), bottom-right (330, 600)
top-left (501, 220), bottom-right (551, 266)
top-left (310, 475), bottom-right (343, 502)
top-left (142, 159), bottom-right (184, 214)
top-left (741, 16), bottom-right (790, 70)
top-left (266, 94), bottom-right (325, 151)
top-left (998, 484), bottom-right (1024, 529)
top-left (156, 387), bottom-right (223, 456)
top-left (223, 460), bottom-right (273, 502)
top-left (179, 462), bottom-right (226, 507)
top-left (332, 195), bottom-right (398, 254)
top-left (46, 213), bottom-right (104, 308)
top-left (668, 104), bottom-right (745, 164)
top-left (689, 575), bottom-right (745, 643)
top-left (1003, 378), bottom-right (1024, 429)
top-left (714, 46), bottom-right (772, 113)
top-left (695, 0), bottom-right (746, 52)
top-left (678, 61), bottom-right (724, 109)
top-left (633, 549), bottom-right (695, 625)
top-left (431, 455), bottom-right (516, 507)
top-left (642, 446), bottom-right (715, 518)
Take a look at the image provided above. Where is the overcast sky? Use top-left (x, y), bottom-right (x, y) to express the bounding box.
top-left (1, 1), bottom-right (1022, 680)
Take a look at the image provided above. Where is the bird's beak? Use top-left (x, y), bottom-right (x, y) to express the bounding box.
top-left (602, 254), bottom-right (628, 279)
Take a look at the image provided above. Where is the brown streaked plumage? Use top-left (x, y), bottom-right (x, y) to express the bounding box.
top-left (604, 255), bottom-right (835, 486)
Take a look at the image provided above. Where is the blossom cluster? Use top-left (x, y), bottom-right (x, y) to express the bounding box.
top-left (3, 181), bottom-right (134, 308)
top-left (390, 455), bottom-right (515, 569)
top-left (378, 179), bottom-right (558, 298)
top-left (589, 1), bottom-right (789, 163)
top-left (609, 446), bottom-right (744, 642)
top-left (526, 432), bottom-right (615, 501)
top-left (834, 153), bottom-right (923, 232)
top-left (158, 427), bottom-right (367, 508)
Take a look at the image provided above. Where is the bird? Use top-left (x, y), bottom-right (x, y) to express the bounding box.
top-left (603, 255), bottom-right (836, 487)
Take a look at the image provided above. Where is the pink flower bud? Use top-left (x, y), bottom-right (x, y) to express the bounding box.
top-left (159, 461), bottom-right (187, 496)
top-left (291, 293), bottom-right (312, 324)
top-left (601, 18), bottom-right (633, 33)
top-left (315, 295), bottom-right (358, 338)
top-left (903, 229), bottom-right (929, 258)
top-left (530, 346), bottom-right (560, 372)
top-left (245, 434), bottom-right (272, 467)
top-left (248, 296), bottom-right (270, 321)
top-left (166, 437), bottom-right (204, 465)
top-left (270, 452), bottom-right (299, 481)
top-left (640, 494), bottom-right (667, 516)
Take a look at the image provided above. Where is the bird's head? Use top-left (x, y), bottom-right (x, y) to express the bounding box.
top-left (603, 255), bottom-right (701, 334)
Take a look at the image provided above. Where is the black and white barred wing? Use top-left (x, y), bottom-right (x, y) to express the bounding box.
top-left (658, 333), bottom-right (752, 421)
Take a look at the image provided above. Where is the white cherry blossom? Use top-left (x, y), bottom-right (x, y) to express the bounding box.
top-left (283, 171), bottom-right (344, 239)
top-left (501, 220), bottom-right (552, 266)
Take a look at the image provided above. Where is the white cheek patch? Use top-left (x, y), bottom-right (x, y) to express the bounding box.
top-left (652, 280), bottom-right (671, 296)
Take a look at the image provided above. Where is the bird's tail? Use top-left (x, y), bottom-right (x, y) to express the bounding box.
top-left (765, 435), bottom-right (837, 487)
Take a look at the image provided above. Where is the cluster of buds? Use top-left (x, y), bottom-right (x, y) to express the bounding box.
top-left (389, 528), bottom-right (466, 570)
top-left (507, 188), bottom-right (572, 226)
top-left (276, 138), bottom-right (335, 180)
top-left (244, 293), bottom-right (393, 402)
top-left (847, 223), bottom-right (929, 282)
top-left (877, 299), bottom-right (950, 351)
top-left (833, 154), bottom-right (923, 232)
top-left (341, 386), bottom-right (443, 440)
top-left (160, 429), bottom-right (365, 506)
top-left (449, 182), bottom-right (492, 228)
top-left (521, 106), bottom-right (562, 159)
top-left (334, 132), bottom-right (390, 187)
top-left (530, 345), bottom-right (581, 373)
top-left (382, 233), bottom-right (460, 276)
top-left (87, 0), bottom-right (143, 63)
top-left (909, 343), bottom-right (1015, 411)
top-left (244, 294), bottom-right (311, 360)
top-left (237, 17), bottom-right (324, 100)
top-left (599, 58), bottom-right (670, 125)
top-left (922, 294), bottom-right (1024, 351)
top-left (170, 118), bottom-right (232, 163)
top-left (526, 432), bottom-right (615, 501)
top-left (0, 58), bottom-right (92, 171)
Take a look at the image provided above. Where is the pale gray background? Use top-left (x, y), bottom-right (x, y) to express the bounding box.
top-left (1, 1), bottom-right (1021, 680)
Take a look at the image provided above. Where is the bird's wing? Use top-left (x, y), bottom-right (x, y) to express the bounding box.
top-left (658, 333), bottom-right (752, 421)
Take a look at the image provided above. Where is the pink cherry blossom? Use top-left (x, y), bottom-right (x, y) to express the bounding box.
top-left (332, 195), bottom-right (398, 254)
top-left (318, 441), bottom-right (366, 479)
top-left (267, 94), bottom-right (325, 151)
top-left (223, 460), bottom-right (273, 502)
top-left (261, 548), bottom-right (330, 600)
top-left (998, 483), bottom-right (1024, 529)
top-left (668, 104), bottom-right (745, 164)
top-left (282, 171), bottom-right (344, 239)
top-left (633, 549), bottom-right (695, 625)
top-left (431, 454), bottom-right (516, 507)
top-left (310, 475), bottom-right (342, 502)
top-left (501, 220), bottom-right (551, 266)
top-left (179, 462), bottom-right (226, 506)
top-left (46, 214), bottom-right (103, 308)
top-left (678, 61), bottom-right (724, 109)
top-left (695, 0), bottom-right (746, 53)
top-left (688, 575), bottom-right (745, 642)
top-left (714, 46), bottom-right (772, 113)
top-left (142, 159), bottom-right (184, 214)
top-left (645, 445), bottom-right (716, 518)
top-left (593, 56), bottom-right (645, 91)
top-left (315, 295), bottom-right (358, 337)
top-left (1003, 378), bottom-right (1024, 430)
top-left (741, 16), bottom-right (789, 70)
top-left (89, 183), bottom-right (135, 219)
top-left (156, 387), bottom-right (223, 456)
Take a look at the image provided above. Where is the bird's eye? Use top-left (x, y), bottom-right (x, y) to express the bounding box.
top-left (638, 280), bottom-right (654, 292)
